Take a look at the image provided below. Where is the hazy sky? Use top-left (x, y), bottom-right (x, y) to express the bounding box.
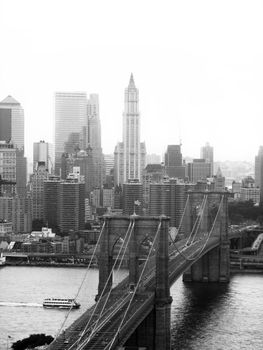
top-left (0, 0), bottom-right (263, 162)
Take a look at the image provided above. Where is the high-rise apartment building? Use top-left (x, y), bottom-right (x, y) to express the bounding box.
top-left (55, 92), bottom-right (87, 174)
top-left (0, 95), bottom-right (24, 150)
top-left (201, 142), bottom-right (213, 175)
top-left (114, 74), bottom-right (146, 185)
top-left (164, 145), bottom-right (185, 179)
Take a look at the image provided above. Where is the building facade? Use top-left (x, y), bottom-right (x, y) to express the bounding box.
top-left (0, 95), bottom-right (24, 150)
top-left (114, 74), bottom-right (146, 185)
top-left (187, 159), bottom-right (212, 183)
top-left (33, 140), bottom-right (51, 172)
top-left (30, 164), bottom-right (49, 221)
top-left (164, 144), bottom-right (186, 179)
top-left (200, 142), bottom-right (214, 175)
top-left (54, 92), bottom-right (87, 174)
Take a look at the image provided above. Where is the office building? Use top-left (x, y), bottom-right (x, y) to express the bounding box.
top-left (86, 94), bottom-right (104, 188)
top-left (123, 179), bottom-right (143, 215)
top-left (0, 96), bottom-right (27, 196)
top-left (0, 95), bottom-right (24, 150)
top-left (142, 163), bottom-right (165, 213)
top-left (104, 154), bottom-right (114, 176)
top-left (164, 145), bottom-right (185, 179)
top-left (0, 196), bottom-right (32, 233)
top-left (187, 159), bottom-right (211, 183)
top-left (240, 176), bottom-right (260, 204)
top-left (149, 179), bottom-right (194, 230)
top-left (55, 92), bottom-right (87, 174)
top-left (114, 74), bottom-right (146, 185)
top-left (33, 141), bottom-right (52, 172)
top-left (201, 142), bottom-right (214, 175)
top-left (30, 164), bottom-right (49, 221)
top-left (44, 175), bottom-right (85, 234)
top-left (58, 176), bottom-right (85, 234)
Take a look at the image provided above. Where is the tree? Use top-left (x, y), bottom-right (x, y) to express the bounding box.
top-left (12, 334), bottom-right (54, 350)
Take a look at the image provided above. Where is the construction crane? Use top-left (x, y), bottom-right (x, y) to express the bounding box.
top-left (0, 175), bottom-right (16, 196)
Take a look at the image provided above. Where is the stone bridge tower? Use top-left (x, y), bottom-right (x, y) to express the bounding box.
top-left (97, 215), bottom-right (172, 349)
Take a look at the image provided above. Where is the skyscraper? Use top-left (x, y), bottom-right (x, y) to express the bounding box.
top-left (114, 74), bottom-right (146, 185)
top-left (55, 92), bottom-right (87, 174)
top-left (0, 96), bottom-right (27, 196)
top-left (200, 142), bottom-right (214, 175)
top-left (0, 95), bottom-right (24, 150)
top-left (164, 145), bottom-right (185, 179)
top-left (33, 140), bottom-right (51, 172)
top-left (187, 159), bottom-right (212, 183)
top-left (85, 94), bottom-right (104, 188)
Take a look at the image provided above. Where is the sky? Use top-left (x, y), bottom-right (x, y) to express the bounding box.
top-left (0, 0), bottom-right (263, 163)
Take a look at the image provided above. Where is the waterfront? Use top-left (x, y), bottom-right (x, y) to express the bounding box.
top-left (0, 266), bottom-right (263, 349)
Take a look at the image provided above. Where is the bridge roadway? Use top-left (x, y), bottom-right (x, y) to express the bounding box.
top-left (47, 235), bottom-right (220, 350)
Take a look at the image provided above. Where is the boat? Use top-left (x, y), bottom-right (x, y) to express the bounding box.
top-left (43, 298), bottom-right (80, 309)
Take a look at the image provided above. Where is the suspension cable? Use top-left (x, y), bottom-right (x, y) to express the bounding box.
top-left (185, 195), bottom-right (207, 246)
top-left (75, 219), bottom-right (134, 347)
top-left (88, 220), bottom-right (135, 338)
top-left (175, 194), bottom-right (190, 236)
top-left (107, 220), bottom-right (162, 350)
top-left (169, 196), bottom-right (223, 262)
top-left (189, 195), bottom-right (224, 261)
top-left (186, 195), bottom-right (208, 246)
top-left (54, 220), bottom-right (106, 340)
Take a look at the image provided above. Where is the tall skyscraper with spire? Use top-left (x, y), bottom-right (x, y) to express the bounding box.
top-left (114, 74), bottom-right (146, 185)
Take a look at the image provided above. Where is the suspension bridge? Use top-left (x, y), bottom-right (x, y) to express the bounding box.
top-left (47, 191), bottom-right (230, 350)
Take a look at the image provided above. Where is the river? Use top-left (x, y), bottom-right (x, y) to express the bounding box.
top-left (0, 266), bottom-right (262, 349)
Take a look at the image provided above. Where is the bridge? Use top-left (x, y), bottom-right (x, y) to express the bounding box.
top-left (47, 191), bottom-right (230, 350)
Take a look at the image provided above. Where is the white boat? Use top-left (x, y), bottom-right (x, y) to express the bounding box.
top-left (43, 298), bottom-right (80, 309)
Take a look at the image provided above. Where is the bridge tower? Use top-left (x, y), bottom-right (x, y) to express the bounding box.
top-left (183, 191), bottom-right (230, 283)
top-left (97, 215), bottom-right (172, 350)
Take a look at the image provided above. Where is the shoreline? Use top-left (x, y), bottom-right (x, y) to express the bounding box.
top-left (4, 261), bottom-right (263, 274)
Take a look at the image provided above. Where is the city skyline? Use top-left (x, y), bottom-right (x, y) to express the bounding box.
top-left (1, 1), bottom-right (263, 163)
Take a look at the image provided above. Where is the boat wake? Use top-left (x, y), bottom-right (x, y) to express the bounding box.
top-left (0, 301), bottom-right (42, 307)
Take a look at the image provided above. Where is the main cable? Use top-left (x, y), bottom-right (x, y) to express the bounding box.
top-left (53, 220), bottom-right (106, 341)
top-left (107, 220), bottom-right (162, 350)
top-left (75, 219), bottom-right (134, 348)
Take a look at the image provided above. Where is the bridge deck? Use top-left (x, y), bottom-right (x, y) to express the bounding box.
top-left (47, 236), bottom-right (220, 350)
